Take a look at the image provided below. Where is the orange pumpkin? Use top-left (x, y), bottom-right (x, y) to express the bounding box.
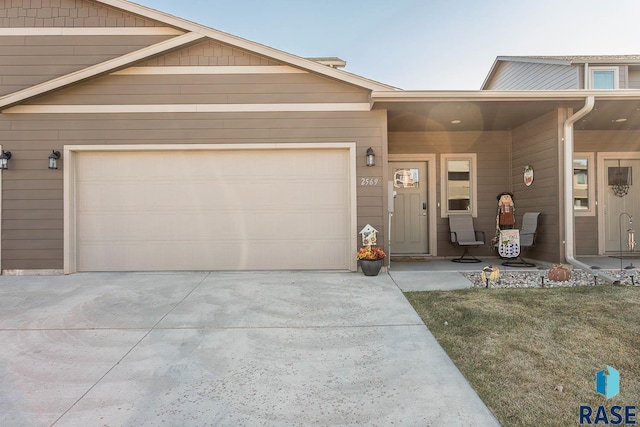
top-left (548, 264), bottom-right (571, 282)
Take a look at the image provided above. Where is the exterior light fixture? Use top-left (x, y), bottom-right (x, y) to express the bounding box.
top-left (537, 267), bottom-right (547, 287)
top-left (366, 147), bottom-right (375, 167)
top-left (48, 150), bottom-right (61, 170)
top-left (0, 150), bottom-right (12, 170)
top-left (591, 266), bottom-right (601, 286)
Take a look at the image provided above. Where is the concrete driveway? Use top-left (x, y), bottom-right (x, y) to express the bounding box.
top-left (0, 271), bottom-right (499, 426)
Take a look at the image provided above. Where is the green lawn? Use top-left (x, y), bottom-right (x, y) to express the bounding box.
top-left (404, 285), bottom-right (640, 427)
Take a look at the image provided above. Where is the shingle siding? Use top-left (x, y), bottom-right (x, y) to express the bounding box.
top-left (0, 0), bottom-right (162, 27)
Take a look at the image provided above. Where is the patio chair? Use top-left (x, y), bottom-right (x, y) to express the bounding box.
top-left (501, 212), bottom-right (540, 267)
top-left (449, 214), bottom-right (486, 263)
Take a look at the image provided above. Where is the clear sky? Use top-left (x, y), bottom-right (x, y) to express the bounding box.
top-left (133, 0), bottom-right (640, 90)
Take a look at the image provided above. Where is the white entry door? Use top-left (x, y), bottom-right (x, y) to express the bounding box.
top-left (389, 162), bottom-right (429, 254)
top-left (603, 159), bottom-right (640, 253)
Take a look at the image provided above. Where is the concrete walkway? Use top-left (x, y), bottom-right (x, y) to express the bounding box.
top-left (0, 271), bottom-right (499, 426)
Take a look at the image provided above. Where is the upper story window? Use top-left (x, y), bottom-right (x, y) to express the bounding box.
top-left (441, 153), bottom-right (478, 217)
top-left (589, 67), bottom-right (619, 89)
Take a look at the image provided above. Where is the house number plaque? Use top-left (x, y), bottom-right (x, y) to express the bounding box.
top-left (360, 178), bottom-right (379, 186)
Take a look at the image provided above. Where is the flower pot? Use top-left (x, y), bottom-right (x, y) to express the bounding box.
top-left (360, 258), bottom-right (383, 276)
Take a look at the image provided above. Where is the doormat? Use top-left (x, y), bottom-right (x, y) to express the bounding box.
top-left (390, 256), bottom-right (431, 262)
top-left (609, 254), bottom-right (640, 259)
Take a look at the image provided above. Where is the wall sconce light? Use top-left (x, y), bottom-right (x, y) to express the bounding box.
top-left (48, 150), bottom-right (61, 170)
top-left (366, 147), bottom-right (375, 167)
top-left (0, 151), bottom-right (12, 170)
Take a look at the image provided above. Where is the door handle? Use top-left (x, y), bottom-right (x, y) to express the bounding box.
top-left (422, 202), bottom-right (427, 210)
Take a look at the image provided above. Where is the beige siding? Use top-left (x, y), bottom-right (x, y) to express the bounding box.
top-left (0, 110), bottom-right (385, 270)
top-left (0, 35), bottom-right (174, 96)
top-left (575, 217), bottom-right (598, 255)
top-left (389, 131), bottom-right (511, 257)
top-left (26, 72), bottom-right (371, 105)
top-left (511, 110), bottom-right (562, 262)
top-left (485, 61), bottom-right (579, 90)
top-left (0, 0), bottom-right (163, 27)
top-left (628, 68), bottom-right (640, 89)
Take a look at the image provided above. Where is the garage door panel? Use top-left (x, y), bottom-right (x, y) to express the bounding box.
top-left (78, 239), bottom-right (350, 271)
top-left (75, 149), bottom-right (351, 271)
top-left (78, 209), bottom-right (349, 242)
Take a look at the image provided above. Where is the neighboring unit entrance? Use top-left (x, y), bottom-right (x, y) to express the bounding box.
top-left (389, 162), bottom-right (428, 254)
top-left (70, 148), bottom-right (353, 272)
top-left (603, 159), bottom-right (640, 254)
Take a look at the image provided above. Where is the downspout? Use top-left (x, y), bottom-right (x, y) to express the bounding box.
top-left (563, 96), bottom-right (617, 283)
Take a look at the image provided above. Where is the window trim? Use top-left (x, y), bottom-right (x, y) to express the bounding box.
top-left (440, 153), bottom-right (477, 218)
top-left (589, 66), bottom-right (619, 89)
top-left (573, 152), bottom-right (595, 216)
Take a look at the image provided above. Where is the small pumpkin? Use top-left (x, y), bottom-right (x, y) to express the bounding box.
top-left (548, 264), bottom-right (571, 282)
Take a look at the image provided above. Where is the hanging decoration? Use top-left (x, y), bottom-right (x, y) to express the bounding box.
top-left (610, 160), bottom-right (630, 198)
top-left (523, 165), bottom-right (534, 187)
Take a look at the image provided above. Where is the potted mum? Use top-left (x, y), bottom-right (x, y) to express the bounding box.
top-left (356, 245), bottom-right (386, 276)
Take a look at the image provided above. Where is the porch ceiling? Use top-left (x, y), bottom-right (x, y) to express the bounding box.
top-left (373, 94), bottom-right (640, 132)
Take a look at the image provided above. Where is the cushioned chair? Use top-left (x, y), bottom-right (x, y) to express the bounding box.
top-left (449, 214), bottom-right (486, 263)
top-left (501, 212), bottom-right (540, 267)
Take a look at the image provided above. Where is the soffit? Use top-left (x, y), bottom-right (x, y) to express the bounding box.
top-left (373, 92), bottom-right (640, 132)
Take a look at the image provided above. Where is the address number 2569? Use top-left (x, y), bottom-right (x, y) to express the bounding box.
top-left (360, 178), bottom-right (379, 186)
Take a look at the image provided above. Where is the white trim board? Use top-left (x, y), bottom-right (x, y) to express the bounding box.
top-left (64, 143), bottom-right (358, 274)
top-left (112, 66), bottom-right (308, 75)
top-left (0, 27), bottom-right (184, 36)
top-left (4, 103), bottom-right (372, 114)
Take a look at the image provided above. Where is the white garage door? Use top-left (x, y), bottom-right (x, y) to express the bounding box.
top-left (75, 149), bottom-right (352, 271)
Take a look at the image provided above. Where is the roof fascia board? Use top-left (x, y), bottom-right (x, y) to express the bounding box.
top-left (480, 58), bottom-right (500, 90)
top-left (0, 32), bottom-right (205, 110)
top-left (96, 0), bottom-right (395, 91)
top-left (571, 59), bottom-right (640, 65)
top-left (372, 89), bottom-right (640, 103)
top-left (496, 56), bottom-right (572, 66)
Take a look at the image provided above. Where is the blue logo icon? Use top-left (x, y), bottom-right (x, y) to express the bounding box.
top-left (596, 366), bottom-right (620, 399)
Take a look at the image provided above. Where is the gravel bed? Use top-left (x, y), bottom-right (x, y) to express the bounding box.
top-left (464, 268), bottom-right (640, 289)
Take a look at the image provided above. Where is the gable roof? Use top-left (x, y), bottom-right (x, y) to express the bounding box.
top-left (0, 0), bottom-right (396, 110)
top-left (482, 55), bottom-right (640, 89)
top-left (97, 0), bottom-right (396, 90)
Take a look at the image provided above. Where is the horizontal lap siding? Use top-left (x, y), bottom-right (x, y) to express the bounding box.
top-left (0, 110), bottom-right (386, 270)
top-left (0, 35), bottom-right (174, 96)
top-left (27, 73), bottom-right (370, 105)
top-left (511, 110), bottom-right (561, 262)
top-left (389, 131), bottom-right (511, 257)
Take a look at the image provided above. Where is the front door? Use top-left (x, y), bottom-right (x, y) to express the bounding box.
top-left (389, 162), bottom-right (428, 254)
top-left (603, 159), bottom-right (640, 253)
